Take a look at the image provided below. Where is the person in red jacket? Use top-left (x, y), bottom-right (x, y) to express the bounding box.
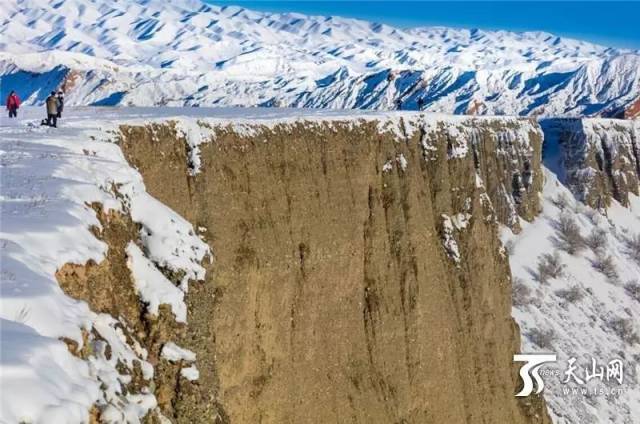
top-left (6, 90), bottom-right (21, 118)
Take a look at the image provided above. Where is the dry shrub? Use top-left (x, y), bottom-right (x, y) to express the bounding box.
top-left (512, 277), bottom-right (532, 307)
top-left (537, 251), bottom-right (565, 284)
top-left (555, 285), bottom-right (584, 303)
top-left (557, 213), bottom-right (585, 255)
top-left (627, 233), bottom-right (640, 265)
top-left (608, 317), bottom-right (640, 346)
top-left (504, 239), bottom-right (516, 256)
top-left (624, 280), bottom-right (640, 303)
top-left (586, 228), bottom-right (608, 252)
top-left (553, 193), bottom-right (571, 211)
top-left (592, 253), bottom-right (619, 283)
top-left (528, 328), bottom-right (556, 350)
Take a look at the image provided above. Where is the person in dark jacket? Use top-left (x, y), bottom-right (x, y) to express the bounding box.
top-left (6, 90), bottom-right (20, 118)
top-left (56, 91), bottom-right (64, 118)
top-left (46, 92), bottom-right (58, 127)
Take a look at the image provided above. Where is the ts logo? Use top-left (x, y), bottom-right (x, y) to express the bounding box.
top-left (514, 354), bottom-right (557, 397)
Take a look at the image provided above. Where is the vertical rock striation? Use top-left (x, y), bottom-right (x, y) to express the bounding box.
top-left (119, 115), bottom-right (549, 424)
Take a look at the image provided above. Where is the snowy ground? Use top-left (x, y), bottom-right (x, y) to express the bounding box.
top-left (0, 107), bottom-right (212, 423)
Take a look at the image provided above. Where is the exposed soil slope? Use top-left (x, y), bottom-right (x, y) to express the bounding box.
top-left (118, 117), bottom-right (549, 423)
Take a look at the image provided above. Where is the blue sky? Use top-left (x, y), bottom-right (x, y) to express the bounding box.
top-left (208, 1), bottom-right (640, 49)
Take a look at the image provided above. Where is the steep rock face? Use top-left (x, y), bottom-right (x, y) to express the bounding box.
top-left (624, 98), bottom-right (640, 119)
top-left (542, 118), bottom-right (640, 209)
top-left (118, 115), bottom-right (548, 423)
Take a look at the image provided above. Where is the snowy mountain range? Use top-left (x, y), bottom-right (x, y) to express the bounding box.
top-left (1, 0), bottom-right (639, 116)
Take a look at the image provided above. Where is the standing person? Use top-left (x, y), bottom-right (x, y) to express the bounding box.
top-left (6, 90), bottom-right (20, 118)
top-left (46, 92), bottom-right (58, 127)
top-left (56, 91), bottom-right (64, 118)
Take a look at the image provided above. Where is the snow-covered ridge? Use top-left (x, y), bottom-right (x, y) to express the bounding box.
top-left (0, 108), bottom-right (210, 423)
top-left (1, 0), bottom-right (639, 115)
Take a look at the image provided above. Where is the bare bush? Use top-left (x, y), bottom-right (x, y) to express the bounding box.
top-left (624, 280), bottom-right (640, 303)
top-left (557, 213), bottom-right (585, 254)
top-left (626, 233), bottom-right (640, 265)
top-left (528, 328), bottom-right (556, 350)
top-left (553, 193), bottom-right (571, 211)
top-left (504, 240), bottom-right (516, 256)
top-left (536, 251), bottom-right (565, 284)
top-left (555, 285), bottom-right (584, 303)
top-left (512, 278), bottom-right (531, 307)
top-left (584, 208), bottom-right (601, 225)
top-left (592, 253), bottom-right (619, 283)
top-left (586, 228), bottom-right (608, 252)
top-left (608, 317), bottom-right (640, 346)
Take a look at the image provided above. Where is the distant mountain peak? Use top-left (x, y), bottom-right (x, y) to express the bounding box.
top-left (1, 0), bottom-right (638, 116)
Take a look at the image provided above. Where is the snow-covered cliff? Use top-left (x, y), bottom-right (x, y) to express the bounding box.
top-left (1, 108), bottom-right (638, 424)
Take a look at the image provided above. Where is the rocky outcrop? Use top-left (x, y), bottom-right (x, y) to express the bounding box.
top-left (603, 97), bottom-right (640, 119)
top-left (542, 118), bottom-right (640, 210)
top-left (56, 202), bottom-right (223, 423)
top-left (117, 115), bottom-right (549, 424)
top-left (624, 97), bottom-right (640, 119)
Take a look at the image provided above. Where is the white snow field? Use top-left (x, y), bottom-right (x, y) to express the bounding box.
top-left (504, 174), bottom-right (640, 423)
top-left (1, 107), bottom-right (639, 423)
top-left (0, 107), bottom-right (216, 423)
top-left (1, 0), bottom-right (639, 115)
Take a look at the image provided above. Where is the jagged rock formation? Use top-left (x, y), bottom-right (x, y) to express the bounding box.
top-left (625, 99), bottom-right (640, 119)
top-left (117, 115), bottom-right (549, 423)
top-left (55, 204), bottom-right (222, 423)
top-left (542, 118), bottom-right (640, 209)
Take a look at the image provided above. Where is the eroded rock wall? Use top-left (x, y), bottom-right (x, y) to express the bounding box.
top-left (118, 116), bottom-right (549, 424)
top-left (542, 118), bottom-right (640, 210)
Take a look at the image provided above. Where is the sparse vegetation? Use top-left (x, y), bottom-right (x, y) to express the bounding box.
top-left (512, 277), bottom-right (532, 307)
top-left (608, 317), bottom-right (640, 346)
top-left (626, 233), bottom-right (640, 265)
top-left (584, 208), bottom-right (601, 225)
top-left (536, 251), bottom-right (565, 284)
top-left (553, 193), bottom-right (571, 211)
top-left (504, 239), bottom-right (516, 255)
top-left (624, 280), bottom-right (640, 303)
top-left (592, 253), bottom-right (619, 283)
top-left (556, 212), bottom-right (585, 254)
top-left (585, 228), bottom-right (608, 252)
top-left (555, 285), bottom-right (584, 303)
top-left (528, 328), bottom-right (556, 350)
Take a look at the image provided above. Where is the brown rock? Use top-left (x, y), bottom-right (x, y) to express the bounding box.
top-left (119, 117), bottom-right (550, 424)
